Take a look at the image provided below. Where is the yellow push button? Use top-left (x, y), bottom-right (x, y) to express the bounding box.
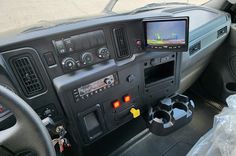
top-left (130, 108), bottom-right (140, 118)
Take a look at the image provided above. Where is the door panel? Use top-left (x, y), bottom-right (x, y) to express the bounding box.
top-left (201, 24), bottom-right (236, 101)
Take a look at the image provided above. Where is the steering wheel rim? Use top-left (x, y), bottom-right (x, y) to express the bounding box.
top-left (0, 85), bottom-right (56, 156)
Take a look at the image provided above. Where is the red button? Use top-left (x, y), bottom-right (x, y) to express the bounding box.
top-left (123, 95), bottom-right (131, 103)
top-left (113, 100), bottom-right (121, 109)
top-left (136, 40), bottom-right (142, 46)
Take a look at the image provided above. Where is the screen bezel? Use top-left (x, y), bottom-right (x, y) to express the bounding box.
top-left (143, 17), bottom-right (189, 52)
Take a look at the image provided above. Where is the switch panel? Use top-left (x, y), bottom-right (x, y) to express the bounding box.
top-left (52, 30), bottom-right (110, 73)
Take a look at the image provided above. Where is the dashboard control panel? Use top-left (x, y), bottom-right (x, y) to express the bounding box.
top-left (73, 73), bottom-right (119, 102)
top-left (0, 4), bottom-right (230, 147)
top-left (53, 30), bottom-right (110, 73)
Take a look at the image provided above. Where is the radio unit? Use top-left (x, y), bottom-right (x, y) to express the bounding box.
top-left (73, 73), bottom-right (119, 102)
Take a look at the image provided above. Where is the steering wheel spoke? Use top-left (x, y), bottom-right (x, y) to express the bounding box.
top-left (0, 86), bottom-right (56, 156)
top-left (0, 122), bottom-right (27, 152)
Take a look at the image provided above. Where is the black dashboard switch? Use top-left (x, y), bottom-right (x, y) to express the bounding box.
top-left (160, 56), bottom-right (170, 63)
top-left (43, 108), bottom-right (53, 117)
top-left (64, 38), bottom-right (74, 52)
top-left (36, 104), bottom-right (58, 119)
top-left (150, 58), bottom-right (160, 66)
top-left (44, 52), bottom-right (56, 66)
top-left (127, 74), bottom-right (135, 83)
top-left (54, 40), bottom-right (66, 54)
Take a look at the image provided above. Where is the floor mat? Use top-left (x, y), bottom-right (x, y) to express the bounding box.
top-left (83, 117), bottom-right (147, 156)
top-left (110, 94), bottom-right (220, 156)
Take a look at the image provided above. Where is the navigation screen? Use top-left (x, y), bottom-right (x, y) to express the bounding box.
top-left (145, 18), bottom-right (188, 51)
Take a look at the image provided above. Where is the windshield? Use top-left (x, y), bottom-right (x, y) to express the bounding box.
top-left (1, 0), bottom-right (209, 34)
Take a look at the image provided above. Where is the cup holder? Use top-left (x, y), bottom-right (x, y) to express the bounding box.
top-left (148, 94), bottom-right (195, 136)
top-left (154, 111), bottom-right (171, 124)
top-left (172, 102), bottom-right (188, 112)
top-left (149, 110), bottom-right (174, 135)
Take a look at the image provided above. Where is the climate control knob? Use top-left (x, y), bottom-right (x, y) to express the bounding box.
top-left (82, 52), bottom-right (93, 65)
top-left (61, 57), bottom-right (77, 70)
top-left (97, 47), bottom-right (110, 59)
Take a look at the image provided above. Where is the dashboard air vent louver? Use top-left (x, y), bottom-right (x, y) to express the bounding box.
top-left (113, 27), bottom-right (130, 59)
top-left (12, 56), bottom-right (44, 97)
top-left (189, 41), bottom-right (201, 56)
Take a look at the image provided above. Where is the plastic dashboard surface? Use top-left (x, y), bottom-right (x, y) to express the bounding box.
top-left (0, 5), bottom-right (231, 145)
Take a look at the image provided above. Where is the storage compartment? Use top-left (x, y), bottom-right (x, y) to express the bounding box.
top-left (83, 112), bottom-right (103, 140)
top-left (148, 94), bottom-right (194, 136)
top-left (78, 104), bottom-right (106, 143)
top-left (144, 61), bottom-right (174, 85)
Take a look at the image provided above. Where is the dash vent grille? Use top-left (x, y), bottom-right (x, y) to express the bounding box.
top-left (12, 56), bottom-right (44, 96)
top-left (113, 27), bottom-right (130, 58)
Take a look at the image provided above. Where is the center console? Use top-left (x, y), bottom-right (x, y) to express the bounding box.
top-left (50, 17), bottom-right (189, 145)
top-left (53, 51), bottom-right (181, 144)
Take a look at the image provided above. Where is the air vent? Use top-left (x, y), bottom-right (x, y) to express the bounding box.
top-left (12, 56), bottom-right (45, 97)
top-left (189, 41), bottom-right (201, 55)
top-left (217, 26), bottom-right (227, 38)
top-left (113, 28), bottom-right (130, 58)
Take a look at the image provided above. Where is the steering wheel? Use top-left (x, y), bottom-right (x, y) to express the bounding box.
top-left (0, 85), bottom-right (56, 156)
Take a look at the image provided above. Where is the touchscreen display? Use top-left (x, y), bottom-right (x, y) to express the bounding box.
top-left (145, 19), bottom-right (187, 48)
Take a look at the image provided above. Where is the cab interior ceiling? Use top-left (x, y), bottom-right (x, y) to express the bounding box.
top-left (0, 1), bottom-right (235, 156)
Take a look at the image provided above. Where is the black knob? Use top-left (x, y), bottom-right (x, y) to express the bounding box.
top-left (62, 57), bottom-right (77, 70)
top-left (150, 58), bottom-right (158, 66)
top-left (97, 47), bottom-right (110, 59)
top-left (127, 75), bottom-right (135, 83)
top-left (104, 77), bottom-right (114, 85)
top-left (82, 52), bottom-right (93, 65)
